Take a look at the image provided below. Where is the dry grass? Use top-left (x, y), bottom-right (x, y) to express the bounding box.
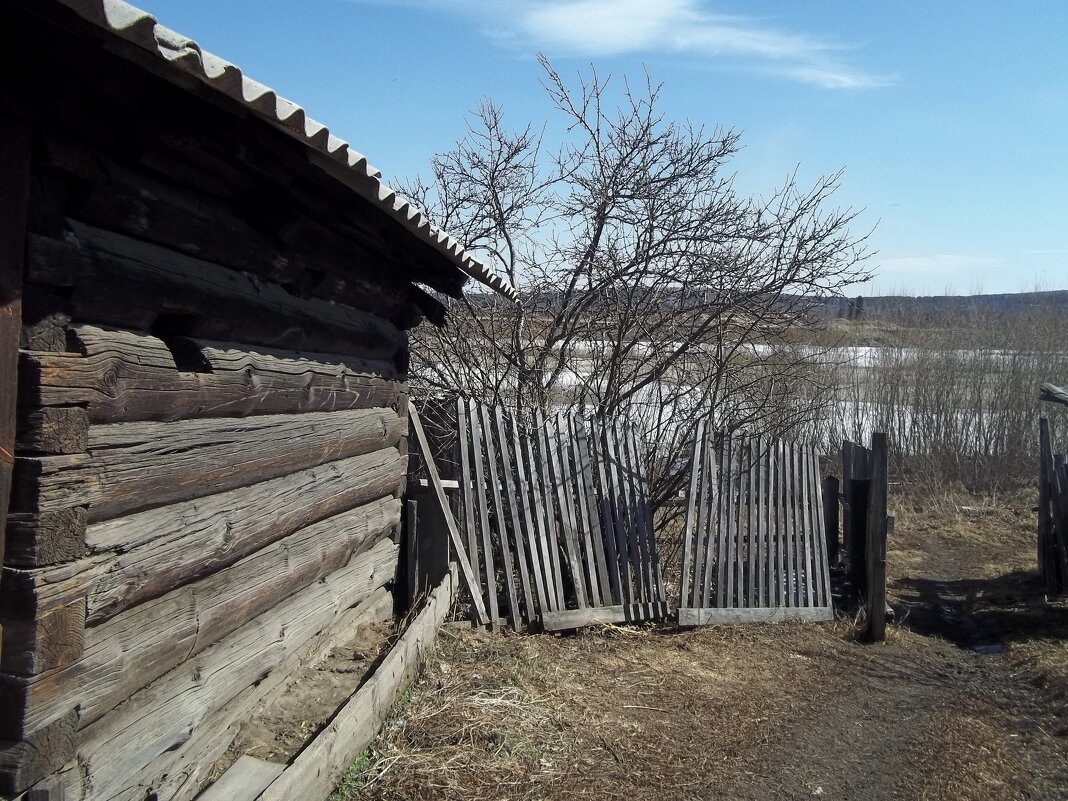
top-left (333, 490), bottom-right (1068, 800)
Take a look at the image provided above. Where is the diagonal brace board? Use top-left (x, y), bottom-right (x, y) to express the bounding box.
top-left (408, 402), bottom-right (487, 625)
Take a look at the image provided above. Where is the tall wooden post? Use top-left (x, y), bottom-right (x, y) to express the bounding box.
top-left (822, 475), bottom-right (840, 566)
top-left (864, 433), bottom-right (888, 642)
top-left (0, 121), bottom-right (31, 664)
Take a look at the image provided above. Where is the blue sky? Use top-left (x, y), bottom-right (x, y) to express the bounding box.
top-left (138, 0), bottom-right (1067, 296)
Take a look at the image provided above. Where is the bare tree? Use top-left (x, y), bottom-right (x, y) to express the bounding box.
top-left (403, 56), bottom-right (871, 513)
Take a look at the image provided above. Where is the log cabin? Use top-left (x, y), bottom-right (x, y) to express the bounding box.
top-left (0, 0), bottom-right (513, 797)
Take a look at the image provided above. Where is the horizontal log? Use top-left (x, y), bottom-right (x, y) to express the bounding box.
top-left (73, 538), bottom-right (398, 801)
top-left (10, 406), bottom-right (405, 521)
top-left (40, 133), bottom-right (439, 324)
top-left (676, 606), bottom-right (834, 627)
top-left (85, 447), bottom-right (405, 623)
top-left (540, 603), bottom-right (669, 632)
top-left (15, 407), bottom-right (89, 455)
top-left (0, 601), bottom-right (85, 676)
top-left (27, 222), bottom-right (405, 360)
top-left (258, 565), bottom-right (456, 801)
top-left (4, 509), bottom-right (88, 568)
top-left (0, 502), bottom-right (399, 740)
top-left (2, 446), bottom-right (403, 620)
top-left (19, 324), bottom-right (403, 424)
top-left (0, 710), bottom-right (77, 794)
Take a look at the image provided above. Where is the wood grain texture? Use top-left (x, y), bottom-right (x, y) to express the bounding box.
top-left (11, 406), bottom-right (404, 521)
top-left (0, 602), bottom-right (85, 675)
top-left (14, 408), bottom-right (89, 456)
top-left (0, 497), bottom-right (399, 740)
top-left (256, 565), bottom-right (456, 801)
top-left (20, 325), bottom-right (402, 425)
top-left (0, 710), bottom-right (77, 795)
top-left (4, 510), bottom-right (88, 569)
top-left (541, 603), bottom-right (667, 632)
top-left (677, 606), bottom-right (833, 626)
top-left (70, 538), bottom-right (398, 801)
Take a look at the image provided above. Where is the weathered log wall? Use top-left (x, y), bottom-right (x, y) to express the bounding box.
top-left (0, 4), bottom-right (449, 797)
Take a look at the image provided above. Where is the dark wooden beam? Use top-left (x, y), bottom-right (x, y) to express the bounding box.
top-left (0, 119), bottom-right (32, 597)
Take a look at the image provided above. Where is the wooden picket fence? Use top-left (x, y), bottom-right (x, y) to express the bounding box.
top-left (677, 423), bottom-right (833, 625)
top-left (453, 399), bottom-right (668, 631)
top-left (1038, 417), bottom-right (1068, 594)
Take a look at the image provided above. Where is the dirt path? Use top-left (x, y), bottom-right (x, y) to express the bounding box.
top-left (339, 494), bottom-right (1068, 801)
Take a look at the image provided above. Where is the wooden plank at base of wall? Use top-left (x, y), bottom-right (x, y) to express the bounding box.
top-left (540, 603), bottom-right (668, 632)
top-left (255, 565), bottom-right (456, 801)
top-left (0, 497), bottom-right (399, 740)
top-left (10, 406), bottom-right (404, 522)
top-left (70, 540), bottom-right (398, 801)
top-left (677, 606), bottom-right (833, 626)
top-left (19, 325), bottom-right (402, 426)
top-left (41, 589), bottom-right (395, 801)
top-left (196, 756), bottom-right (283, 801)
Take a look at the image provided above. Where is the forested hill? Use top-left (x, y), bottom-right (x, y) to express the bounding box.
top-left (818, 289), bottom-right (1068, 321)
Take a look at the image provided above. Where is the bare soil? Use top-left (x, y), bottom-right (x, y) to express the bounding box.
top-left (341, 490), bottom-right (1068, 801)
top-left (208, 620), bottom-right (394, 779)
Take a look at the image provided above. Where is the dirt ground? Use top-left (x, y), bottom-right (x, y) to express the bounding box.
top-left (336, 490), bottom-right (1068, 801)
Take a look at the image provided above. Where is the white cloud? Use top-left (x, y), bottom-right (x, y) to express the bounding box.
top-left (376, 0), bottom-right (891, 90)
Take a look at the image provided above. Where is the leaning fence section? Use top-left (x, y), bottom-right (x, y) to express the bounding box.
top-left (1038, 417), bottom-right (1068, 595)
top-left (453, 399), bottom-right (667, 632)
top-left (677, 425), bottom-right (833, 626)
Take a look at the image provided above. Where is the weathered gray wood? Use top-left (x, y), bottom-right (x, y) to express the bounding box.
top-left (14, 408), bottom-right (89, 456)
top-left (600, 421), bottom-right (634, 607)
top-left (71, 588), bottom-right (395, 801)
top-left (508, 411), bottom-right (548, 618)
top-left (746, 436), bottom-right (757, 608)
top-left (495, 407), bottom-right (534, 625)
top-left (0, 498), bottom-right (399, 740)
top-left (11, 406), bottom-right (403, 521)
top-left (27, 223), bottom-right (404, 360)
top-left (524, 416), bottom-right (560, 612)
top-left (573, 415), bottom-right (613, 605)
top-left (696, 428), bottom-right (717, 608)
top-left (1038, 417), bottom-right (1057, 592)
top-left (677, 606), bottom-right (833, 626)
top-left (589, 419), bottom-right (623, 609)
top-left (198, 756), bottom-right (283, 801)
top-left (541, 602), bottom-right (665, 632)
top-left (408, 403), bottom-right (487, 625)
top-left (256, 565), bottom-right (457, 801)
top-left (479, 403), bottom-right (519, 629)
top-left (4, 447), bottom-right (402, 623)
top-left (534, 412), bottom-right (566, 609)
top-left (20, 325), bottom-right (401, 425)
top-left (545, 414), bottom-right (587, 608)
top-left (70, 539), bottom-right (398, 801)
top-left (4, 510), bottom-right (88, 569)
top-left (678, 418), bottom-right (705, 608)
top-left (0, 602), bottom-right (85, 676)
top-left (565, 414), bottom-right (601, 608)
top-left (456, 398), bottom-right (480, 594)
top-left (0, 711), bottom-right (77, 795)
top-left (800, 443), bottom-right (816, 608)
top-left (723, 433), bottom-right (738, 607)
top-left (621, 426), bottom-right (653, 608)
top-left (823, 474), bottom-right (840, 567)
top-left (466, 400), bottom-right (499, 624)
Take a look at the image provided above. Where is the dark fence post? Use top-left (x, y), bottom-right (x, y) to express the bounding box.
top-left (823, 475), bottom-right (840, 566)
top-left (864, 433), bottom-right (888, 642)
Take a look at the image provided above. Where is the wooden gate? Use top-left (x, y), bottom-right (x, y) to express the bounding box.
top-left (454, 399), bottom-right (667, 631)
top-left (677, 425), bottom-right (833, 625)
top-left (1038, 417), bottom-right (1068, 595)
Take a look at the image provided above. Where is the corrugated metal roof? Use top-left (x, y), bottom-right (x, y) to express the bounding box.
top-left (53, 0), bottom-right (517, 302)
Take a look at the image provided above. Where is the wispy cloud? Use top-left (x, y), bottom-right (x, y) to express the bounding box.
top-left (375, 0), bottom-right (892, 89)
